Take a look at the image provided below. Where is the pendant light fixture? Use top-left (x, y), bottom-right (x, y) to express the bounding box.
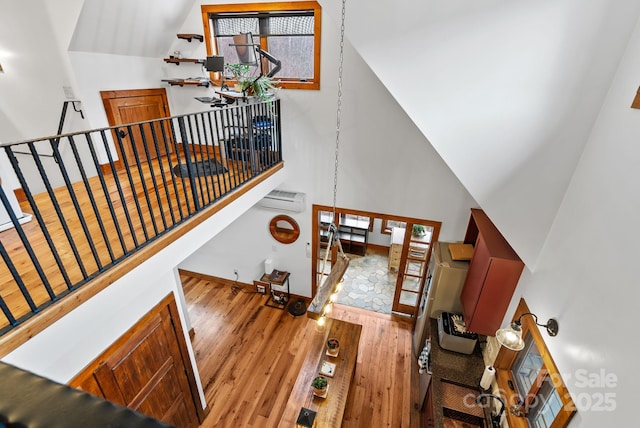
top-left (307, 0), bottom-right (350, 324)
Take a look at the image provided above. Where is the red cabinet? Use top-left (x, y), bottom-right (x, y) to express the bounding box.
top-left (460, 209), bottom-right (524, 336)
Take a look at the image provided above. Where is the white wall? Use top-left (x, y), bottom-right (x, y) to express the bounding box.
top-left (0, 0), bottom-right (90, 191)
top-left (334, 0), bottom-right (640, 269)
top-left (499, 14), bottom-right (640, 428)
top-left (177, 1), bottom-right (478, 297)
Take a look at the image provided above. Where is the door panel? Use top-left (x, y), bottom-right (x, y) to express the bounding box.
top-left (93, 309), bottom-right (198, 428)
top-left (70, 294), bottom-right (202, 428)
top-left (101, 89), bottom-right (172, 168)
top-left (392, 224), bottom-right (433, 315)
top-left (114, 95), bottom-right (168, 162)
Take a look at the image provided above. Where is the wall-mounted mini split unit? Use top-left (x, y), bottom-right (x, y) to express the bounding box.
top-left (258, 189), bottom-right (306, 213)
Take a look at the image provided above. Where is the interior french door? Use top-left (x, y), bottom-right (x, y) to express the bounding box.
top-left (391, 223), bottom-right (435, 316)
top-left (312, 205), bottom-right (441, 320)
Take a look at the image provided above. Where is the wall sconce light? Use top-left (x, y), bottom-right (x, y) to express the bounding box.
top-left (495, 312), bottom-right (558, 351)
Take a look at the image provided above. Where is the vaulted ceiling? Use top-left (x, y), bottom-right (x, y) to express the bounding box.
top-left (323, 0), bottom-right (640, 267)
top-left (67, 0), bottom-right (640, 268)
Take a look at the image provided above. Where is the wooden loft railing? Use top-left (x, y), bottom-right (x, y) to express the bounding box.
top-left (0, 99), bottom-right (282, 350)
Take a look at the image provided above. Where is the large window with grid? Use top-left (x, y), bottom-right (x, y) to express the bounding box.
top-left (201, 2), bottom-right (321, 90)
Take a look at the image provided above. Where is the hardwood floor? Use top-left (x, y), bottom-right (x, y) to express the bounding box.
top-left (181, 273), bottom-right (421, 428)
top-left (0, 153), bottom-right (284, 357)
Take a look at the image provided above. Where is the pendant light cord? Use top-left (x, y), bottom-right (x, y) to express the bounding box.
top-left (332, 0), bottom-right (346, 222)
top-left (331, 0), bottom-right (347, 259)
top-left (319, 0), bottom-right (348, 283)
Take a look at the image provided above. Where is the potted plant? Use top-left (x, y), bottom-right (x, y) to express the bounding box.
top-left (327, 338), bottom-right (340, 356)
top-left (224, 63), bottom-right (250, 91)
top-left (239, 75), bottom-right (279, 101)
top-left (412, 224), bottom-right (426, 237)
top-left (311, 375), bottom-right (328, 396)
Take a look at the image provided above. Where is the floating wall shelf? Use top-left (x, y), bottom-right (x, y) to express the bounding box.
top-left (164, 58), bottom-right (205, 66)
top-left (177, 33), bottom-right (203, 42)
top-left (161, 78), bottom-right (210, 87)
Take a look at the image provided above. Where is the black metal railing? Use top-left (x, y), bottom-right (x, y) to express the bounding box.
top-left (0, 99), bottom-right (282, 336)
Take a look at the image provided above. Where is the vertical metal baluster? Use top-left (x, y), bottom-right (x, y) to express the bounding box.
top-left (274, 99), bottom-right (282, 163)
top-left (4, 147), bottom-right (74, 290)
top-left (66, 134), bottom-right (117, 264)
top-left (243, 103), bottom-right (256, 175)
top-left (201, 111), bottom-right (218, 204)
top-left (257, 102), bottom-right (267, 171)
top-left (27, 142), bottom-right (90, 279)
top-left (230, 105), bottom-right (248, 182)
top-left (176, 116), bottom-right (200, 212)
top-left (115, 125), bottom-right (150, 241)
top-left (85, 131), bottom-right (128, 257)
top-left (186, 115), bottom-right (208, 208)
top-left (207, 111), bottom-right (226, 197)
top-left (101, 130), bottom-right (139, 250)
top-left (133, 123), bottom-right (160, 236)
top-left (152, 118), bottom-right (177, 227)
top-left (142, 121), bottom-right (168, 233)
top-left (0, 169), bottom-right (58, 299)
top-left (0, 273), bottom-right (18, 328)
top-left (194, 112), bottom-right (214, 204)
top-left (0, 240), bottom-right (38, 312)
top-left (50, 137), bottom-right (103, 272)
top-left (167, 117), bottom-right (190, 219)
top-left (221, 107), bottom-right (240, 190)
top-left (207, 111), bottom-right (224, 199)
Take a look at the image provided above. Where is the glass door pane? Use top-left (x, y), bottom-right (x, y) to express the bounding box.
top-left (392, 223), bottom-right (434, 315)
top-left (317, 210), bottom-right (334, 286)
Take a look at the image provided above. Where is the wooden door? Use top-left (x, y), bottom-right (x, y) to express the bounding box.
top-left (101, 88), bottom-right (172, 169)
top-left (391, 223), bottom-right (433, 315)
top-left (70, 294), bottom-right (202, 428)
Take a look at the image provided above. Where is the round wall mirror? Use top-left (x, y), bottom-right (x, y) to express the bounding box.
top-left (269, 215), bottom-right (300, 244)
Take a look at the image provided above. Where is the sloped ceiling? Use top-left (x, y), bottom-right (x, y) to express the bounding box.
top-left (321, 0), bottom-right (640, 268)
top-left (69, 0), bottom-right (195, 57)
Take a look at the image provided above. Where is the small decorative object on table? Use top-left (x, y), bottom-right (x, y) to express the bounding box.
top-left (296, 407), bottom-right (317, 428)
top-left (254, 280), bottom-right (268, 295)
top-left (262, 270), bottom-right (290, 309)
top-left (311, 375), bottom-right (328, 398)
top-left (326, 338), bottom-right (340, 357)
top-left (320, 360), bottom-right (336, 378)
top-left (412, 224), bottom-right (427, 237)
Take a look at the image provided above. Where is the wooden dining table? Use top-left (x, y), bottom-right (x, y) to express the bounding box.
top-left (278, 318), bottom-right (362, 427)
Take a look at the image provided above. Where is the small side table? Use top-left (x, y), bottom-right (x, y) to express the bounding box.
top-left (262, 270), bottom-right (290, 309)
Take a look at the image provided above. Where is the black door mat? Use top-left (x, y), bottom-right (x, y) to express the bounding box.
top-left (172, 159), bottom-right (227, 178)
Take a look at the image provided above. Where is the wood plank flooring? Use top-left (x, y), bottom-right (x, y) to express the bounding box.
top-left (0, 148), bottom-right (283, 355)
top-left (181, 273), bottom-right (421, 428)
top-left (0, 153), bottom-right (250, 331)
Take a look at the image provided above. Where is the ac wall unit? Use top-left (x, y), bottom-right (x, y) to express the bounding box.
top-left (258, 190), bottom-right (306, 213)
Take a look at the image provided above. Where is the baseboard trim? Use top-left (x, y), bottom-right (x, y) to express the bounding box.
top-left (177, 268), bottom-right (309, 302)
